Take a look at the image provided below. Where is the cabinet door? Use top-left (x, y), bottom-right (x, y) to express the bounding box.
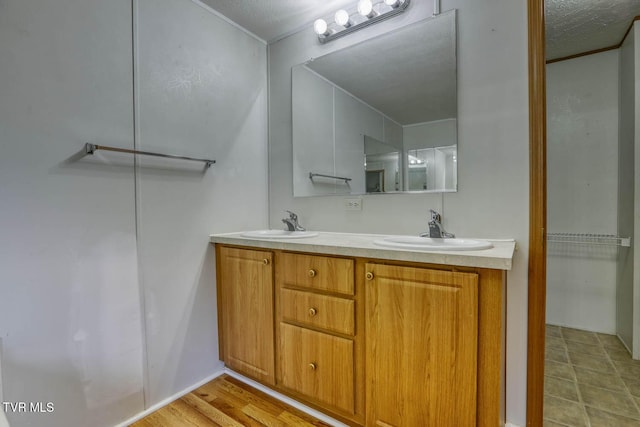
top-left (365, 263), bottom-right (478, 427)
top-left (218, 246), bottom-right (275, 384)
top-left (279, 323), bottom-right (355, 414)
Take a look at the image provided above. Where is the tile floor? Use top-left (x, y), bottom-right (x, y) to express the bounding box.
top-left (544, 325), bottom-right (640, 426)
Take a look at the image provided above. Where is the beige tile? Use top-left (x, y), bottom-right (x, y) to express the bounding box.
top-left (573, 366), bottom-right (626, 392)
top-left (547, 335), bottom-right (567, 349)
top-left (545, 375), bottom-right (579, 401)
top-left (605, 346), bottom-right (633, 362)
top-left (613, 360), bottom-right (640, 379)
top-left (586, 406), bottom-right (640, 427)
top-left (546, 346), bottom-right (569, 363)
top-left (546, 325), bottom-right (562, 338)
top-left (568, 352), bottom-right (615, 374)
top-left (545, 360), bottom-right (576, 381)
top-left (566, 340), bottom-right (607, 357)
top-left (543, 395), bottom-right (588, 427)
top-left (562, 327), bottom-right (600, 346)
top-left (579, 384), bottom-right (640, 419)
top-left (543, 420), bottom-right (571, 427)
top-left (597, 333), bottom-right (627, 350)
top-left (621, 377), bottom-right (640, 397)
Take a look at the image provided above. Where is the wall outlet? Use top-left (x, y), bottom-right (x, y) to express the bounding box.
top-left (344, 198), bottom-right (362, 211)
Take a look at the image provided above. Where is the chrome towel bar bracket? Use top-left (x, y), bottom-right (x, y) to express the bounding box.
top-left (85, 143), bottom-right (216, 168)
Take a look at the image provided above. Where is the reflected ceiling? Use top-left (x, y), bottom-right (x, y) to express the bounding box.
top-left (305, 14), bottom-right (456, 125)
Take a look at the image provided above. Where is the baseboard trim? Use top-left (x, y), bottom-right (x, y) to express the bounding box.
top-left (116, 367), bottom-right (518, 427)
top-left (223, 368), bottom-right (349, 427)
top-left (114, 369), bottom-right (225, 427)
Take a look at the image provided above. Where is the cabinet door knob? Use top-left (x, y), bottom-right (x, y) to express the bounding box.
top-left (263, 258), bottom-right (270, 265)
top-left (366, 271), bottom-right (374, 280)
top-left (308, 307), bottom-right (317, 316)
top-left (308, 363), bottom-right (317, 371)
top-left (308, 269), bottom-right (316, 278)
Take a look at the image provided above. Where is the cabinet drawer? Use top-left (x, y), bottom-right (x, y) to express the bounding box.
top-left (279, 323), bottom-right (355, 414)
top-left (279, 253), bottom-right (354, 295)
top-left (281, 288), bottom-right (355, 336)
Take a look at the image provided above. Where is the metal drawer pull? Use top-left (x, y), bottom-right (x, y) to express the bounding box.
top-left (309, 308), bottom-right (317, 316)
top-left (308, 269), bottom-right (316, 278)
top-left (366, 272), bottom-right (374, 280)
top-left (309, 363), bottom-right (317, 371)
top-left (263, 259), bottom-right (270, 265)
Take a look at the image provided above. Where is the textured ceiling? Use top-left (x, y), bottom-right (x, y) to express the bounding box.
top-left (199, 0), bottom-right (354, 42)
top-left (201, 0), bottom-right (640, 61)
top-left (546, 0), bottom-right (640, 61)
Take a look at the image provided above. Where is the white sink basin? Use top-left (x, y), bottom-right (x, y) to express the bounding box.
top-left (373, 236), bottom-right (493, 251)
top-left (242, 230), bottom-right (319, 239)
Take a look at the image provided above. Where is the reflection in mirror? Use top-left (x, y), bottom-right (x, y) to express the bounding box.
top-left (364, 135), bottom-right (401, 192)
top-left (292, 10), bottom-right (457, 197)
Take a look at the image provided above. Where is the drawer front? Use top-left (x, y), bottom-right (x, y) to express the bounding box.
top-left (279, 323), bottom-right (355, 414)
top-left (280, 288), bottom-right (355, 336)
top-left (280, 252), bottom-right (354, 295)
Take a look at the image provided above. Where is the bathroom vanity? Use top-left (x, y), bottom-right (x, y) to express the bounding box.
top-left (210, 232), bottom-right (515, 427)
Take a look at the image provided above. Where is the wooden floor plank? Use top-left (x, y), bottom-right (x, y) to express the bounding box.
top-left (208, 397), bottom-right (264, 427)
top-left (242, 403), bottom-right (287, 427)
top-left (130, 375), bottom-right (333, 427)
top-left (181, 393), bottom-right (245, 427)
top-left (277, 411), bottom-right (319, 427)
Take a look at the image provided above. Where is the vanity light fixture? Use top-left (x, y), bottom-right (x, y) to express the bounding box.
top-left (357, 0), bottom-right (377, 18)
top-left (313, 19), bottom-right (331, 36)
top-left (334, 9), bottom-right (352, 28)
top-left (314, 0), bottom-right (410, 44)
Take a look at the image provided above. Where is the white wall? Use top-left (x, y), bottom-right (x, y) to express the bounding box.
top-left (0, 0), bottom-right (268, 426)
top-left (268, 1), bottom-right (529, 424)
top-left (0, 1), bottom-right (142, 426)
top-left (546, 50), bottom-right (620, 333)
top-left (134, 0), bottom-right (268, 405)
top-left (618, 23), bottom-right (640, 357)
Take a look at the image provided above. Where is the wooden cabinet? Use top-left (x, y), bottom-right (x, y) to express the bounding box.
top-left (279, 323), bottom-right (355, 413)
top-left (216, 244), bottom-right (506, 427)
top-left (364, 263), bottom-right (479, 427)
top-left (217, 246), bottom-right (275, 384)
top-left (275, 252), bottom-right (363, 423)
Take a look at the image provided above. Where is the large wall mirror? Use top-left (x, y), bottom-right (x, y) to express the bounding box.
top-left (292, 10), bottom-right (457, 197)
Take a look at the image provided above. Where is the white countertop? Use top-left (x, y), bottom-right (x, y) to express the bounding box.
top-left (209, 231), bottom-right (516, 271)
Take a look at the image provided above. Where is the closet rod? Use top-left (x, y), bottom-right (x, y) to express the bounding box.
top-left (85, 143), bottom-right (216, 168)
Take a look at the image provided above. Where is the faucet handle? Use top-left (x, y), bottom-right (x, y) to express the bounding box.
top-left (285, 210), bottom-right (298, 220)
top-left (429, 209), bottom-right (441, 222)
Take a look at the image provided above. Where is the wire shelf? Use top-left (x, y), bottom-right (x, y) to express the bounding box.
top-left (546, 233), bottom-right (631, 247)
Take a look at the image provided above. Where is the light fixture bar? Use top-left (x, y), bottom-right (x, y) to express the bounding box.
top-left (316, 0), bottom-right (411, 44)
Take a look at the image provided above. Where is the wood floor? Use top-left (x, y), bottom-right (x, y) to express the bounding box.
top-left (130, 374), bottom-right (334, 427)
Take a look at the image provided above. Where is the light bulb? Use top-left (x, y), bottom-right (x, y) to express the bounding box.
top-left (335, 9), bottom-right (351, 27)
top-left (313, 19), bottom-right (329, 36)
top-left (384, 0), bottom-right (401, 7)
top-left (357, 0), bottom-right (376, 18)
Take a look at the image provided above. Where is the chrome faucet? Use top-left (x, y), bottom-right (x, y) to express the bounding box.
top-left (282, 210), bottom-right (306, 232)
top-left (420, 209), bottom-right (455, 238)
